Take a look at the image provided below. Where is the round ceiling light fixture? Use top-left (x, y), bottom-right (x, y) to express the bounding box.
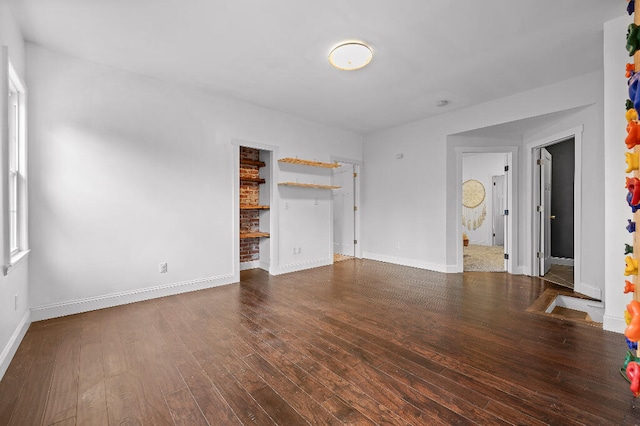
top-left (328, 42), bottom-right (373, 71)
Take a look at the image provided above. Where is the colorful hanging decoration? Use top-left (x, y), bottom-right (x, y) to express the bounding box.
top-left (628, 23), bottom-right (640, 56)
top-left (461, 179), bottom-right (486, 230)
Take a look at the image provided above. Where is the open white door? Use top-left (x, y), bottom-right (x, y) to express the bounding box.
top-left (333, 163), bottom-right (355, 257)
top-left (492, 175), bottom-right (505, 246)
top-left (539, 148), bottom-right (552, 275)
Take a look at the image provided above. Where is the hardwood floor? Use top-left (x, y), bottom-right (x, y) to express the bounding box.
top-left (0, 259), bottom-right (636, 425)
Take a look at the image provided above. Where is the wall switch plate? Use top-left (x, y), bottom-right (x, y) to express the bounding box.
top-left (14, 294), bottom-right (18, 311)
top-left (159, 262), bottom-right (168, 273)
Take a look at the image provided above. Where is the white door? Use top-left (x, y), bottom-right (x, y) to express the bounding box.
top-left (492, 175), bottom-right (505, 246)
top-left (333, 163), bottom-right (355, 256)
top-left (539, 148), bottom-right (552, 275)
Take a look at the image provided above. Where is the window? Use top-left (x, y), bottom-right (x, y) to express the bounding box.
top-left (8, 79), bottom-right (19, 254)
top-left (3, 57), bottom-right (28, 274)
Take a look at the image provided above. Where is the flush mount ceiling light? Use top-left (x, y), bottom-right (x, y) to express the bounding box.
top-left (328, 42), bottom-right (373, 71)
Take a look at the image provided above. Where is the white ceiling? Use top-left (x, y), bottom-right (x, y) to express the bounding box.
top-left (10, 0), bottom-right (623, 135)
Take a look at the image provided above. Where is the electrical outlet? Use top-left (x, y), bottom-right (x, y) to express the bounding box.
top-left (394, 242), bottom-right (400, 250)
top-left (298, 247), bottom-right (302, 254)
top-left (159, 262), bottom-right (168, 273)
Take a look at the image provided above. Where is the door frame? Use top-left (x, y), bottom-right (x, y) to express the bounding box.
top-left (331, 156), bottom-right (362, 259)
top-left (232, 139), bottom-right (279, 279)
top-left (525, 126), bottom-right (590, 297)
top-left (453, 146), bottom-right (516, 274)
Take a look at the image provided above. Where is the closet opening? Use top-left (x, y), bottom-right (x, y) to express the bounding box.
top-left (239, 146), bottom-right (272, 274)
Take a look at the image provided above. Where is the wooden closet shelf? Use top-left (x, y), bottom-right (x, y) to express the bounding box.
top-left (240, 159), bottom-right (266, 167)
top-left (240, 176), bottom-right (266, 184)
top-left (278, 158), bottom-right (340, 168)
top-left (278, 182), bottom-right (341, 189)
top-left (240, 205), bottom-right (270, 210)
top-left (240, 232), bottom-right (270, 239)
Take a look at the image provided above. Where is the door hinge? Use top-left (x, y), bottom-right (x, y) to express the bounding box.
top-left (536, 251), bottom-right (543, 259)
top-left (504, 254), bottom-right (509, 260)
top-left (504, 165), bottom-right (509, 172)
top-left (536, 205), bottom-right (543, 212)
top-left (504, 209), bottom-right (509, 216)
top-left (353, 172), bottom-right (358, 178)
top-left (354, 239), bottom-right (358, 244)
top-left (537, 159), bottom-right (544, 166)
top-left (354, 206), bottom-right (358, 211)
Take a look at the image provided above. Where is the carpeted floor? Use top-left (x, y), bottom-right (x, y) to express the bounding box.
top-left (334, 253), bottom-right (354, 263)
top-left (463, 244), bottom-right (505, 272)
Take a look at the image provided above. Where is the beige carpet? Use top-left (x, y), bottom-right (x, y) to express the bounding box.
top-left (334, 253), bottom-right (354, 263)
top-left (463, 244), bottom-right (505, 272)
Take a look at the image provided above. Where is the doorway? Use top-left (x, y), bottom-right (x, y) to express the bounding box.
top-left (239, 146), bottom-right (272, 273)
top-left (461, 153), bottom-right (508, 272)
top-left (534, 138), bottom-right (575, 289)
top-left (332, 162), bottom-right (359, 262)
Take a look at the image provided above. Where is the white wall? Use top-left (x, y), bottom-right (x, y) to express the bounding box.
top-left (0, 0), bottom-right (30, 379)
top-left (604, 14), bottom-right (634, 333)
top-left (363, 71), bottom-right (604, 293)
top-left (27, 44), bottom-right (363, 320)
top-left (462, 153), bottom-right (505, 245)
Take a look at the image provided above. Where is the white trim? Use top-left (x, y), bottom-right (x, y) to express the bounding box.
top-left (4, 249), bottom-right (29, 275)
top-left (240, 260), bottom-right (260, 271)
top-left (3, 55), bottom-right (28, 275)
top-left (0, 47), bottom-right (8, 273)
top-left (363, 252), bottom-right (447, 273)
top-left (0, 310), bottom-right (31, 381)
top-left (270, 257), bottom-right (333, 275)
top-left (603, 314), bottom-right (627, 334)
top-left (30, 274), bottom-right (235, 321)
top-left (330, 156), bottom-right (363, 259)
top-left (452, 146), bottom-right (517, 274)
top-left (525, 126), bottom-right (583, 295)
top-left (550, 256), bottom-right (574, 266)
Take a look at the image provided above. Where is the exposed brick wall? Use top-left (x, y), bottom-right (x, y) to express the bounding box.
top-left (240, 147), bottom-right (261, 263)
top-left (240, 183), bottom-right (259, 206)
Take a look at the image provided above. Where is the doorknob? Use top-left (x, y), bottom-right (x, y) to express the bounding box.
top-left (550, 215), bottom-right (556, 220)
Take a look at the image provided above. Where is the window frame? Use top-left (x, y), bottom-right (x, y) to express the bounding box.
top-left (2, 50), bottom-right (29, 275)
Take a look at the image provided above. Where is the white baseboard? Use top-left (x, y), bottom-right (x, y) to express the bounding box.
top-left (240, 261), bottom-right (261, 271)
top-left (270, 257), bottom-right (332, 275)
top-left (551, 256), bottom-right (574, 266)
top-left (362, 252), bottom-right (447, 273)
top-left (603, 314), bottom-right (626, 334)
top-left (0, 310), bottom-right (31, 381)
top-left (31, 273), bottom-right (235, 322)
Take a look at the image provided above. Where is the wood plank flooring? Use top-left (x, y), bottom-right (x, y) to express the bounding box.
top-left (0, 259), bottom-right (637, 425)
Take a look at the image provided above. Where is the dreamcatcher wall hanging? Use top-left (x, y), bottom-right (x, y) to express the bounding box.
top-left (462, 179), bottom-right (487, 230)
